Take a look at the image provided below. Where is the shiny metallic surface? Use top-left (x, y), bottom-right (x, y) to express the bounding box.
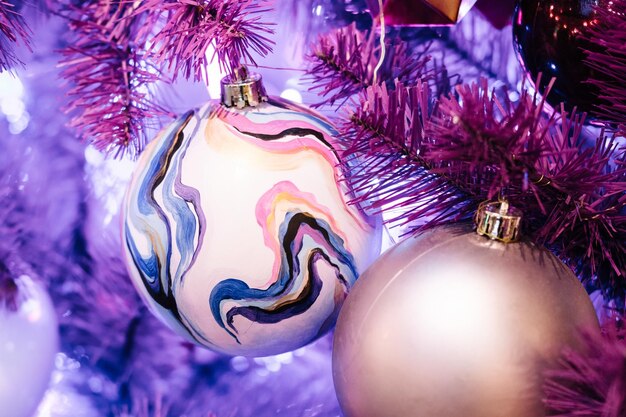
top-left (220, 71), bottom-right (268, 109)
top-left (512, 0), bottom-right (605, 114)
top-left (333, 224), bottom-right (599, 417)
top-left (475, 201), bottom-right (522, 243)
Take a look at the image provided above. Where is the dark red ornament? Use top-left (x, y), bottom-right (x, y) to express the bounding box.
top-left (512, 0), bottom-right (607, 115)
top-left (365, 0), bottom-right (478, 26)
top-left (476, 0), bottom-right (517, 29)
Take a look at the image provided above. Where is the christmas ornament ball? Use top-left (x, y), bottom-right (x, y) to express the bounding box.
top-left (123, 90), bottom-right (381, 357)
top-left (476, 0), bottom-right (517, 29)
top-left (0, 275), bottom-right (59, 417)
top-left (333, 225), bottom-right (599, 417)
top-left (366, 0), bottom-right (478, 26)
top-left (512, 0), bottom-right (605, 114)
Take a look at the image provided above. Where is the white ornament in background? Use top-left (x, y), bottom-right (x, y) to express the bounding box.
top-left (0, 275), bottom-right (59, 417)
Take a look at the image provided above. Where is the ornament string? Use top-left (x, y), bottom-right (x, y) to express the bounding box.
top-left (372, 0), bottom-right (386, 86)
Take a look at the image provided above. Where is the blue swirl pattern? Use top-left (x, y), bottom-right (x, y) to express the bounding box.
top-left (124, 110), bottom-right (207, 339)
top-left (209, 211), bottom-right (358, 344)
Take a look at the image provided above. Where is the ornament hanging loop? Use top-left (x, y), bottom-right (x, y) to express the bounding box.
top-left (220, 65), bottom-right (268, 109)
top-left (372, 0), bottom-right (386, 86)
top-left (474, 200), bottom-right (522, 243)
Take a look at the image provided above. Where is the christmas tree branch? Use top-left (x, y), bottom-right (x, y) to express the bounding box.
top-left (426, 79), bottom-right (554, 200)
top-left (59, 1), bottom-right (170, 159)
top-left (0, 0), bottom-right (31, 71)
top-left (305, 23), bottom-right (437, 107)
top-left (583, 0), bottom-right (626, 134)
top-left (427, 80), bottom-right (626, 302)
top-left (58, 0), bottom-right (275, 158)
top-left (339, 81), bottom-right (477, 229)
top-left (544, 316), bottom-right (626, 417)
top-left (139, 0), bottom-right (275, 82)
top-left (530, 120), bottom-right (626, 299)
top-left (337, 75), bottom-right (626, 304)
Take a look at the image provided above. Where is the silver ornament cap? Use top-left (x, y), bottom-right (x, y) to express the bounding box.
top-left (220, 66), bottom-right (268, 109)
top-left (475, 200), bottom-right (522, 243)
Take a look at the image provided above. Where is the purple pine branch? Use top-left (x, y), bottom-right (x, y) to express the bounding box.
top-left (339, 81), bottom-right (477, 230)
top-left (306, 24), bottom-right (372, 107)
top-left (583, 0), bottom-right (626, 133)
top-left (426, 79), bottom-right (554, 200)
top-left (90, 1), bottom-right (153, 45)
top-left (305, 23), bottom-right (436, 107)
top-left (544, 318), bottom-right (626, 417)
top-left (139, 0), bottom-right (275, 82)
top-left (531, 131), bottom-right (626, 298)
top-left (0, 0), bottom-right (31, 71)
top-left (59, 2), bottom-right (171, 159)
top-left (426, 80), bottom-right (626, 300)
top-left (341, 76), bottom-right (626, 301)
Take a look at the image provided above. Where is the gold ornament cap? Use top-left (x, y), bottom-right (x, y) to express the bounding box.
top-left (474, 200), bottom-right (522, 243)
top-left (220, 66), bottom-right (268, 109)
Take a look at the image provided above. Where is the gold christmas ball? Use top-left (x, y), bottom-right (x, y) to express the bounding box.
top-left (333, 224), bottom-right (599, 417)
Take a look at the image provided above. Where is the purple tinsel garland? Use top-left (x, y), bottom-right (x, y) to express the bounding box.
top-left (430, 85), bottom-right (626, 300)
top-left (58, 1), bottom-right (170, 158)
top-left (544, 318), bottom-right (626, 417)
top-left (583, 0), bottom-right (626, 134)
top-left (338, 81), bottom-right (470, 228)
top-left (305, 23), bottom-right (437, 107)
top-left (56, 0), bottom-right (275, 158)
top-left (139, 0), bottom-right (275, 82)
top-left (0, 0), bottom-right (30, 71)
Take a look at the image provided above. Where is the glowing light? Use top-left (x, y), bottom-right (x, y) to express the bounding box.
top-left (1, 96), bottom-right (25, 118)
top-left (293, 346), bottom-right (308, 356)
top-left (35, 362), bottom-right (95, 417)
top-left (204, 41), bottom-right (227, 99)
top-left (279, 88), bottom-right (303, 103)
top-left (9, 113), bottom-right (29, 134)
top-left (230, 356), bottom-right (250, 372)
top-left (88, 376), bottom-right (103, 393)
top-left (0, 72), bottom-right (29, 133)
top-left (253, 351), bottom-right (295, 373)
top-left (508, 90), bottom-right (520, 101)
top-left (0, 72), bottom-right (24, 99)
top-left (85, 146), bottom-right (135, 225)
top-left (410, 263), bottom-right (501, 351)
top-left (22, 298), bottom-right (42, 323)
top-left (34, 387), bottom-right (60, 417)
